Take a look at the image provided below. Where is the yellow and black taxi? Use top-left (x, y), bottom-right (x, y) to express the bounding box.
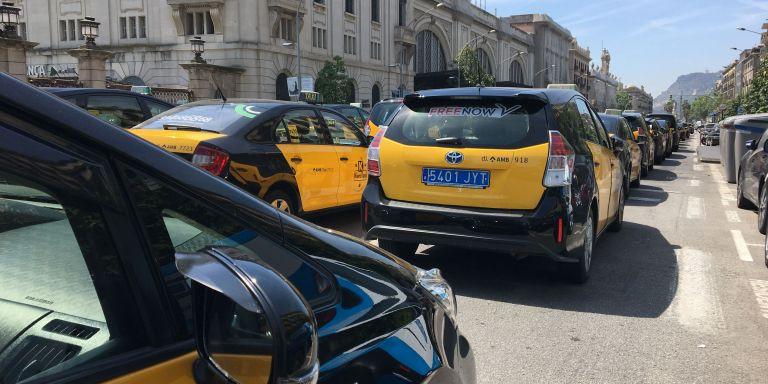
top-left (363, 87), bottom-right (625, 282)
top-left (0, 74), bottom-right (475, 383)
top-left (366, 98), bottom-right (403, 137)
top-left (599, 113), bottom-right (642, 189)
top-left (130, 99), bottom-right (370, 215)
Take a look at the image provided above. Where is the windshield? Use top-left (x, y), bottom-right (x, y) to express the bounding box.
top-left (600, 116), bottom-right (620, 135)
top-left (369, 102), bottom-right (402, 125)
top-left (386, 99), bottom-right (548, 149)
top-left (623, 115), bottom-right (646, 134)
top-left (134, 103), bottom-right (271, 134)
top-left (648, 115), bottom-right (677, 128)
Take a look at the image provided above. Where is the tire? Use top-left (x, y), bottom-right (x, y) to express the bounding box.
top-left (378, 239), bottom-right (419, 258)
top-left (630, 169), bottom-right (640, 188)
top-left (764, 231), bottom-right (768, 269)
top-left (558, 210), bottom-right (594, 284)
top-left (264, 189), bottom-right (297, 215)
top-left (641, 160), bottom-right (649, 177)
top-left (609, 187), bottom-right (624, 233)
top-left (759, 184), bottom-right (768, 235)
top-left (736, 170), bottom-right (755, 210)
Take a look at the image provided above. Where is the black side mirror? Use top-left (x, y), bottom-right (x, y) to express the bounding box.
top-left (177, 247), bottom-right (319, 384)
top-left (746, 139), bottom-right (758, 151)
top-left (611, 136), bottom-right (625, 152)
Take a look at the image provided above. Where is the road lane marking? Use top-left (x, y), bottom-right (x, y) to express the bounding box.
top-left (628, 196), bottom-right (662, 203)
top-left (748, 243), bottom-right (763, 247)
top-left (730, 230), bottom-right (754, 262)
top-left (725, 210), bottom-right (741, 223)
top-left (686, 197), bottom-right (704, 219)
top-left (689, 179), bottom-right (701, 187)
top-left (748, 279), bottom-right (768, 319)
top-left (673, 247), bottom-right (725, 334)
top-left (634, 188), bottom-right (668, 194)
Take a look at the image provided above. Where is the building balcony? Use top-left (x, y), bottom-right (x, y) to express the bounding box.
top-left (394, 26), bottom-right (415, 47)
top-left (267, 0), bottom-right (302, 13)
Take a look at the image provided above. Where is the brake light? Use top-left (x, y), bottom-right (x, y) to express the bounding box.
top-left (543, 130), bottom-right (575, 187)
top-left (556, 217), bottom-right (564, 243)
top-left (191, 144), bottom-right (230, 176)
top-left (367, 126), bottom-right (387, 177)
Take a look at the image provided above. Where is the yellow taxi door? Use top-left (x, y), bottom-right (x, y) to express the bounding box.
top-left (321, 110), bottom-right (368, 206)
top-left (624, 120), bottom-right (642, 180)
top-left (575, 98), bottom-right (614, 232)
top-left (275, 109), bottom-right (339, 212)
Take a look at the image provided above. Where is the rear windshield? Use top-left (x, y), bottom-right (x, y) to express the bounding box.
top-left (623, 115), bottom-right (646, 133)
top-left (369, 102), bottom-right (401, 125)
top-left (134, 103), bottom-right (270, 134)
top-left (386, 99), bottom-right (548, 149)
top-left (600, 116), bottom-right (620, 135)
top-left (648, 115), bottom-right (676, 128)
top-left (656, 120), bottom-right (668, 129)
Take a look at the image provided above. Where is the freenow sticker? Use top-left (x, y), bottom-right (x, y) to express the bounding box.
top-left (235, 104), bottom-right (262, 119)
top-left (428, 103), bottom-right (522, 118)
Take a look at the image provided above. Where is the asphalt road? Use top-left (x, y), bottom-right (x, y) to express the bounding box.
top-left (311, 134), bottom-right (768, 383)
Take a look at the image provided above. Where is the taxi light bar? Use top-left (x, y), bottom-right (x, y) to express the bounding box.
top-left (367, 126), bottom-right (388, 177)
top-left (192, 144), bottom-right (230, 176)
top-left (543, 130), bottom-right (575, 187)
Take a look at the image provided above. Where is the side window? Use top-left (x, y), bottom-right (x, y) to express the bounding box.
top-left (247, 117), bottom-right (277, 143)
top-left (623, 121), bottom-right (635, 141)
top-left (587, 106), bottom-right (610, 147)
top-left (573, 98), bottom-right (600, 144)
top-left (145, 99), bottom-right (172, 117)
top-left (359, 108), bottom-right (370, 123)
top-left (340, 107), bottom-right (364, 128)
top-left (321, 110), bottom-right (364, 146)
top-left (85, 95), bottom-right (144, 128)
top-left (121, 167), bottom-right (336, 330)
top-left (553, 101), bottom-right (589, 154)
top-left (62, 95), bottom-right (79, 106)
top-left (0, 171), bottom-right (144, 383)
top-left (281, 109), bottom-right (330, 144)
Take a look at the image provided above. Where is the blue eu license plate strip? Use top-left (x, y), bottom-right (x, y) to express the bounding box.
top-left (421, 168), bottom-right (490, 188)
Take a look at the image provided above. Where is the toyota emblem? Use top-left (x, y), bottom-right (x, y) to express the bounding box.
top-left (445, 151), bottom-right (464, 165)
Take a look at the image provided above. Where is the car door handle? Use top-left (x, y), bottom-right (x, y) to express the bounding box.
top-left (290, 156), bottom-right (303, 163)
top-left (339, 157), bottom-right (349, 161)
top-left (594, 161), bottom-right (601, 167)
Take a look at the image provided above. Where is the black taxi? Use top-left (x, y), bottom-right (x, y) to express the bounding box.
top-left (131, 100), bottom-right (369, 215)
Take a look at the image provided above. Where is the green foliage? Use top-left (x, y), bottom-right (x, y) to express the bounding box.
top-left (690, 95), bottom-right (716, 120)
top-left (664, 95), bottom-right (676, 114)
top-left (315, 56), bottom-right (354, 103)
top-left (743, 59), bottom-right (768, 114)
top-left (456, 45), bottom-right (495, 87)
top-left (615, 91), bottom-right (631, 110)
top-left (681, 100), bottom-right (691, 121)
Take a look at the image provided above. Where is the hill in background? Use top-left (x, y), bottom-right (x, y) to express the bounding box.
top-left (653, 72), bottom-right (723, 112)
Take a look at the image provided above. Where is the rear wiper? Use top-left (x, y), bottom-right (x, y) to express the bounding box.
top-left (435, 137), bottom-right (463, 146)
top-left (163, 124), bottom-right (219, 133)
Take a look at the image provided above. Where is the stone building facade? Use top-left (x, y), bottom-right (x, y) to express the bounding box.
top-left (623, 85), bottom-right (652, 114)
top-left (20, 0), bottom-right (533, 104)
top-left (504, 13), bottom-right (573, 88)
top-left (719, 60), bottom-right (738, 99)
top-left (568, 40), bottom-right (590, 96)
top-left (587, 48), bottom-right (619, 112)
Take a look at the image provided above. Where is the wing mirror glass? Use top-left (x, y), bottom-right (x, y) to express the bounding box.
top-left (746, 139), bottom-right (758, 151)
top-left (176, 247), bottom-right (319, 384)
top-left (611, 136), bottom-right (625, 152)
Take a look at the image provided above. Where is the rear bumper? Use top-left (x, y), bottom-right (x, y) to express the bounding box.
top-left (361, 178), bottom-right (578, 262)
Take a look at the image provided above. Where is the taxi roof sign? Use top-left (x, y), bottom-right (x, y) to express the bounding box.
top-left (604, 109), bottom-right (622, 116)
top-left (546, 84), bottom-right (578, 90)
top-left (299, 91), bottom-right (321, 104)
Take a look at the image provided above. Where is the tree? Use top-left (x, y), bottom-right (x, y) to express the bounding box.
top-left (743, 58), bottom-right (768, 114)
top-left (681, 100), bottom-right (691, 121)
top-left (690, 95), bottom-right (716, 121)
top-left (615, 91), bottom-right (631, 110)
top-left (456, 45), bottom-right (495, 87)
top-left (664, 95), bottom-right (676, 114)
top-left (315, 56), bottom-right (354, 103)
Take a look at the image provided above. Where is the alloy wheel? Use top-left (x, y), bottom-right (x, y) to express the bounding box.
top-left (271, 198), bottom-right (292, 214)
top-left (761, 188), bottom-right (768, 232)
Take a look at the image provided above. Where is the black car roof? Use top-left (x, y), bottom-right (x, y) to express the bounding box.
top-left (404, 87), bottom-right (578, 104)
top-left (598, 113), bottom-right (623, 121)
top-left (42, 87), bottom-right (174, 105)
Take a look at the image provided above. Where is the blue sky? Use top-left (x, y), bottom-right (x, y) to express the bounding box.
top-left (485, 0), bottom-right (768, 97)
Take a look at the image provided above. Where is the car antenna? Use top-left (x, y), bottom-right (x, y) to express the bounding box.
top-left (209, 72), bottom-right (227, 103)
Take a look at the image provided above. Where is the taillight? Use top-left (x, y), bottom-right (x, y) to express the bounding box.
top-left (191, 143), bottom-right (230, 176)
top-left (543, 130), bottom-right (575, 187)
top-left (367, 126), bottom-right (387, 177)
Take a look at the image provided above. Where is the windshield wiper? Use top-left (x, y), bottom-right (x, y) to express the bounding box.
top-left (435, 137), bottom-right (463, 146)
top-left (163, 124), bottom-right (219, 133)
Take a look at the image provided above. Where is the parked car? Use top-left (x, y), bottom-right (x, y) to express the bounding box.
top-left (648, 113), bottom-right (680, 151)
top-left (363, 88), bottom-right (625, 283)
top-left (655, 119), bottom-right (674, 156)
top-left (622, 112), bottom-right (654, 175)
top-left (366, 98), bottom-right (403, 137)
top-left (324, 103), bottom-right (370, 131)
top-left (44, 87), bottom-right (174, 128)
top-left (131, 100), bottom-right (369, 216)
top-left (600, 113), bottom-right (642, 189)
top-left (645, 118), bottom-right (668, 163)
top-left (701, 124), bottom-right (720, 146)
top-left (0, 74), bottom-right (475, 384)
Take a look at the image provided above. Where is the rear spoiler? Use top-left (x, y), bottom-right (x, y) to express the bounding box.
top-left (403, 91), bottom-right (547, 109)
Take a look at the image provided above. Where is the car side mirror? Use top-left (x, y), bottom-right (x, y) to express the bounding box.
top-left (746, 139), bottom-right (758, 151)
top-left (611, 136), bottom-right (625, 151)
top-left (176, 247), bottom-right (319, 384)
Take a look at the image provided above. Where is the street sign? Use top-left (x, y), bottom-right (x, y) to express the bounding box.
top-left (287, 76), bottom-right (314, 97)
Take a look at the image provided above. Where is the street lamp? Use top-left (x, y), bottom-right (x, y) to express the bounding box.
top-left (80, 16), bottom-right (100, 49)
top-left (497, 51), bottom-right (526, 83)
top-left (281, 4), bottom-right (303, 97)
top-left (406, 2), bottom-right (445, 29)
top-left (190, 36), bottom-right (206, 63)
top-left (389, 63), bottom-right (403, 97)
top-left (534, 64), bottom-right (556, 81)
top-left (737, 27), bottom-right (762, 35)
top-left (0, 1), bottom-right (20, 39)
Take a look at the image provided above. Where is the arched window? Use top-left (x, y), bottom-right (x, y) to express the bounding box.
top-left (122, 75), bottom-right (146, 86)
top-left (372, 84), bottom-right (381, 105)
top-left (347, 81), bottom-right (356, 104)
top-left (509, 60), bottom-right (525, 85)
top-left (414, 30), bottom-right (446, 74)
top-left (475, 48), bottom-right (493, 75)
top-left (275, 73), bottom-right (289, 101)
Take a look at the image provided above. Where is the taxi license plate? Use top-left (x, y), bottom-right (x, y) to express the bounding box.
top-left (422, 168), bottom-right (490, 188)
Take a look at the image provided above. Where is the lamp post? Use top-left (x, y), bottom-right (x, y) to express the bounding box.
top-left (0, 1), bottom-right (20, 39)
top-left (190, 36), bottom-right (206, 63)
top-left (534, 64), bottom-right (556, 84)
top-left (737, 27), bottom-right (762, 35)
top-left (281, 3), bottom-right (303, 97)
top-left (79, 16), bottom-right (99, 49)
top-left (388, 63), bottom-right (402, 97)
top-left (497, 51), bottom-right (526, 84)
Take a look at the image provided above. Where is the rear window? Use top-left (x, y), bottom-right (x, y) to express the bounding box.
top-left (386, 99), bottom-right (548, 149)
top-left (369, 102), bottom-right (401, 125)
top-left (623, 115), bottom-right (646, 134)
top-left (648, 115), bottom-right (676, 128)
top-left (600, 116), bottom-right (620, 135)
top-left (134, 103), bottom-right (271, 134)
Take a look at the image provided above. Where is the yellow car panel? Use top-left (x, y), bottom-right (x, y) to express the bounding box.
top-left (210, 353), bottom-right (271, 384)
top-left (587, 141), bottom-right (613, 232)
top-left (628, 139), bottom-right (642, 181)
top-left (378, 139), bottom-right (548, 210)
top-left (367, 120), bottom-right (380, 137)
top-left (335, 145), bottom-right (368, 206)
top-left (276, 143), bottom-right (339, 212)
top-left (104, 351), bottom-right (197, 384)
top-left (130, 129), bottom-right (225, 154)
